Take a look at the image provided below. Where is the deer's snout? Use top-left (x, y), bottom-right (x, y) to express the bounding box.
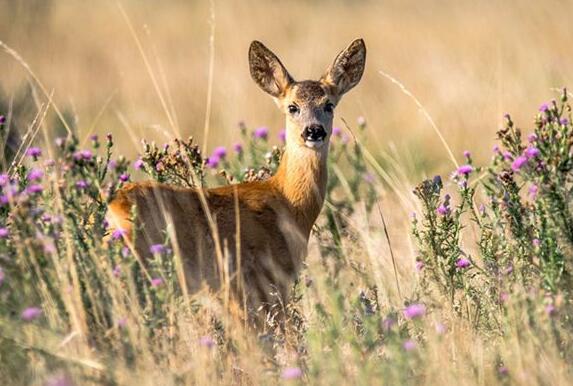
top-left (302, 124), bottom-right (327, 149)
top-left (302, 124), bottom-right (327, 144)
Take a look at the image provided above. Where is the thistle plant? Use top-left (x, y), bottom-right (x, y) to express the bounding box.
top-left (413, 89), bottom-right (573, 333)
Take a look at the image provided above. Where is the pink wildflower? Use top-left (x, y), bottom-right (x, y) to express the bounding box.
top-left (21, 306), bottom-right (42, 321)
top-left (511, 156), bottom-right (528, 171)
top-left (281, 367), bottom-right (303, 380)
top-left (403, 304), bottom-right (426, 319)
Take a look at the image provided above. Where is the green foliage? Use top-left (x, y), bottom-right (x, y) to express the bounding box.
top-left (413, 90), bottom-right (573, 337)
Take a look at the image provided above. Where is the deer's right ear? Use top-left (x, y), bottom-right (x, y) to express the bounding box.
top-left (249, 41), bottom-right (293, 98)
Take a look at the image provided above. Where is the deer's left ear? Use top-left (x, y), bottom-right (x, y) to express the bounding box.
top-left (321, 39), bottom-right (366, 97)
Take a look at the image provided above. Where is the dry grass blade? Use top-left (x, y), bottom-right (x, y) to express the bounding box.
top-left (202, 0), bottom-right (216, 152)
top-left (378, 69), bottom-right (459, 168)
top-left (0, 40), bottom-right (73, 137)
top-left (116, 1), bottom-right (180, 138)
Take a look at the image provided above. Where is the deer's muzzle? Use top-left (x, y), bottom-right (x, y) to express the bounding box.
top-left (302, 125), bottom-right (327, 148)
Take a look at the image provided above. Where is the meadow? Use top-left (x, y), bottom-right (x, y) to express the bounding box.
top-left (1, 1), bottom-right (573, 385)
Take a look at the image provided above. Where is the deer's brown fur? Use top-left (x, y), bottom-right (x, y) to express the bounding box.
top-left (107, 39), bottom-right (366, 316)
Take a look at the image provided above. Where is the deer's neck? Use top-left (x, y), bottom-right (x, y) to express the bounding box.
top-left (271, 143), bottom-right (328, 235)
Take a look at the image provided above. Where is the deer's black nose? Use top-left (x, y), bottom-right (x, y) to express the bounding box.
top-left (302, 124), bottom-right (327, 142)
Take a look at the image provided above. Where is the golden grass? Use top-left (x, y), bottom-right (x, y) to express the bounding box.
top-left (2, 0), bottom-right (573, 167)
top-left (1, 1), bottom-right (572, 385)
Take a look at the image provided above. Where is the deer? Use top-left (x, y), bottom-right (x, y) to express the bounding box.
top-left (107, 38), bottom-right (366, 320)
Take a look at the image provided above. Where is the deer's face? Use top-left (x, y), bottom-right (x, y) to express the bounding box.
top-left (279, 81), bottom-right (335, 149)
top-left (249, 39), bottom-right (366, 151)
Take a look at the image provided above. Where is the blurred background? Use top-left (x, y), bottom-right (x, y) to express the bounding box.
top-left (1, 0), bottom-right (572, 174)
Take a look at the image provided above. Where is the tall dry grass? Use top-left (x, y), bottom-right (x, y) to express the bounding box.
top-left (2, 0), bottom-right (573, 167)
top-left (1, 1), bottom-right (572, 385)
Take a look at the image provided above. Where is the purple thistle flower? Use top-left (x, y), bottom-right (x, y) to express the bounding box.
top-left (332, 127), bottom-right (342, 137)
top-left (253, 126), bottom-right (269, 140)
top-left (206, 156), bottom-right (220, 169)
top-left (121, 247), bottom-right (130, 258)
top-left (529, 184), bottom-right (539, 200)
top-left (403, 339), bottom-right (416, 351)
top-left (150, 277), bottom-right (164, 287)
top-left (119, 173), bottom-right (130, 182)
top-left (73, 150), bottom-right (93, 161)
top-left (539, 103), bottom-right (550, 112)
top-left (111, 228), bottom-right (127, 240)
top-left (415, 260), bottom-right (424, 272)
top-left (403, 303), bottom-right (426, 319)
top-left (498, 366), bottom-right (509, 376)
top-left (382, 317), bottom-right (396, 332)
top-left (463, 150), bottom-right (471, 158)
top-left (75, 180), bottom-right (88, 190)
top-left (45, 374), bottom-right (75, 386)
top-left (532, 238), bottom-right (541, 247)
top-left (21, 306), bottom-right (42, 321)
top-left (149, 244), bottom-right (165, 254)
top-left (492, 145), bottom-right (501, 154)
top-left (457, 164), bottom-right (473, 176)
top-left (0, 115), bottom-right (4, 125)
top-left (503, 151), bottom-right (513, 161)
top-left (0, 195), bottom-right (9, 206)
top-left (112, 265), bottom-right (121, 278)
top-left (455, 257), bottom-right (471, 269)
top-left (528, 133), bottom-right (538, 143)
top-left (107, 160), bottom-right (117, 170)
top-left (511, 156), bottom-right (528, 171)
top-left (43, 239), bottom-right (56, 254)
top-left (560, 118), bottom-right (569, 125)
top-left (435, 322), bottom-right (447, 335)
top-left (212, 146), bottom-right (227, 159)
top-left (281, 367), bottom-right (303, 380)
top-left (155, 161), bottom-right (164, 172)
top-left (117, 317), bottom-right (127, 329)
top-left (545, 304), bottom-right (556, 316)
top-left (0, 174), bottom-right (9, 187)
top-left (133, 159), bottom-right (144, 170)
top-left (26, 184), bottom-right (43, 194)
top-left (363, 173), bottom-right (375, 183)
top-left (233, 143), bottom-right (243, 154)
top-left (199, 336), bottom-right (216, 348)
top-left (26, 147), bottom-right (42, 158)
top-left (525, 147), bottom-right (540, 159)
top-left (27, 168), bottom-right (43, 181)
top-left (278, 129), bottom-right (286, 142)
top-left (436, 205), bottom-right (450, 216)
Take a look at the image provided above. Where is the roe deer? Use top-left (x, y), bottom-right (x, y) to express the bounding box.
top-left (107, 39), bottom-right (366, 318)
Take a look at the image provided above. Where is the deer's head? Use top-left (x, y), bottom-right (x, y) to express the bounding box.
top-left (249, 39), bottom-right (366, 151)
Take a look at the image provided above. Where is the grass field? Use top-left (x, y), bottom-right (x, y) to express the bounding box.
top-left (1, 1), bottom-right (573, 385)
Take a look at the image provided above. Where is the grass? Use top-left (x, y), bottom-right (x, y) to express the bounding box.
top-left (1, 1), bottom-right (573, 385)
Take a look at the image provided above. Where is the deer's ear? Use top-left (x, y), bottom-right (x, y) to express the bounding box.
top-left (249, 41), bottom-right (294, 97)
top-left (321, 39), bottom-right (366, 97)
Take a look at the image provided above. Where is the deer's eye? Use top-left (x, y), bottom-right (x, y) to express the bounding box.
top-left (324, 102), bottom-right (335, 113)
top-left (288, 105), bottom-right (299, 114)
